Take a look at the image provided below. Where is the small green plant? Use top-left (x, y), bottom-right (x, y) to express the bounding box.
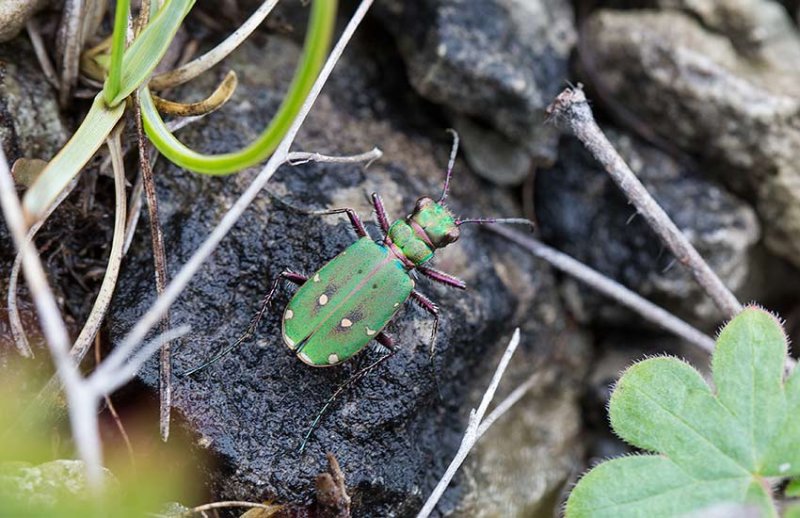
top-left (566, 306), bottom-right (800, 517)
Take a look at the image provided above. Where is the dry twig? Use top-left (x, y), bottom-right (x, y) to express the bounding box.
top-left (417, 329), bottom-right (521, 518)
top-left (546, 85), bottom-right (743, 319)
top-left (149, 0), bottom-right (280, 90)
top-left (133, 92), bottom-right (173, 442)
top-left (0, 142), bottom-right (190, 488)
top-left (489, 226), bottom-right (716, 353)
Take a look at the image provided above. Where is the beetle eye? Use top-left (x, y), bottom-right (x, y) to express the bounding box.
top-left (415, 197), bottom-right (434, 211)
top-left (445, 228), bottom-right (460, 244)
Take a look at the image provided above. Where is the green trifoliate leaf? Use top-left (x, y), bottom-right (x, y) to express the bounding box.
top-left (566, 307), bottom-right (797, 517)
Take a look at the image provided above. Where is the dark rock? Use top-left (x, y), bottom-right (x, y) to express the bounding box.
top-left (579, 5), bottom-right (800, 268)
top-left (374, 0), bottom-right (576, 180)
top-left (108, 36), bottom-right (588, 515)
top-left (536, 131), bottom-right (760, 326)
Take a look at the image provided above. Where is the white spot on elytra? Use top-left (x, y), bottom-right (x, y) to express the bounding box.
top-left (780, 463), bottom-right (791, 473)
top-left (298, 352), bottom-right (313, 364)
top-left (328, 353), bottom-right (339, 365)
top-left (341, 318), bottom-right (353, 328)
top-left (285, 309), bottom-right (294, 320)
top-left (313, 273), bottom-right (321, 282)
top-left (285, 336), bottom-right (296, 349)
top-left (319, 294), bottom-right (328, 305)
top-left (366, 327), bottom-right (376, 336)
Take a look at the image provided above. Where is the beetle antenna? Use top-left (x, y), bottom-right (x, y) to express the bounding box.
top-left (180, 341), bottom-right (243, 377)
top-left (439, 129), bottom-right (460, 203)
top-left (456, 217), bottom-right (535, 231)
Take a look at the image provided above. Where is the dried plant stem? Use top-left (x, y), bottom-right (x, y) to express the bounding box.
top-left (417, 329), bottom-right (521, 518)
top-left (149, 0), bottom-right (280, 90)
top-left (490, 226), bottom-right (716, 354)
top-left (1, 141), bottom-right (190, 488)
top-left (133, 93), bottom-right (173, 442)
top-left (476, 371), bottom-right (544, 440)
top-left (26, 20), bottom-right (60, 89)
top-left (68, 126), bottom-right (128, 363)
top-left (8, 180), bottom-right (77, 358)
top-left (113, 0), bottom-right (376, 369)
top-left (179, 501), bottom-right (281, 516)
top-left (286, 148), bottom-right (382, 166)
top-left (546, 86), bottom-right (743, 319)
top-left (0, 144), bottom-right (95, 479)
top-left (57, 0), bottom-right (85, 107)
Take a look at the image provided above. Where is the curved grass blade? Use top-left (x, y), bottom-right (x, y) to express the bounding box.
top-left (103, 0), bottom-right (195, 107)
top-left (104, 0), bottom-right (131, 104)
top-left (21, 94), bottom-right (125, 224)
top-left (140, 0), bottom-right (336, 175)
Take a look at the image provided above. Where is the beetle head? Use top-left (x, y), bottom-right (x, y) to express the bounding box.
top-left (410, 196), bottom-right (460, 249)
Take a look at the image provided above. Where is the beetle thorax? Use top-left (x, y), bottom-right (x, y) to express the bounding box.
top-left (385, 197), bottom-right (460, 268)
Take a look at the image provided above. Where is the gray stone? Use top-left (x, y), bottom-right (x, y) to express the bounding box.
top-left (0, 37), bottom-right (67, 164)
top-left (536, 131), bottom-right (760, 326)
top-left (375, 0), bottom-right (576, 172)
top-left (108, 36), bottom-right (588, 515)
top-left (580, 5), bottom-right (800, 268)
top-left (0, 0), bottom-right (49, 42)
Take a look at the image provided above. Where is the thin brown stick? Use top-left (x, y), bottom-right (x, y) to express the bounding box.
top-left (489, 226), bottom-right (717, 354)
top-left (94, 334), bottom-right (135, 467)
top-left (546, 85), bottom-right (743, 319)
top-left (133, 93), bottom-right (173, 442)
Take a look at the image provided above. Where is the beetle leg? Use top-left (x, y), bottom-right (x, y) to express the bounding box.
top-left (308, 207), bottom-right (369, 238)
top-left (410, 290), bottom-right (440, 359)
top-left (370, 192), bottom-right (391, 236)
top-left (375, 330), bottom-right (395, 351)
top-left (267, 191), bottom-right (370, 238)
top-left (417, 266), bottom-right (467, 290)
top-left (180, 271), bottom-right (307, 377)
top-left (299, 349), bottom-right (397, 454)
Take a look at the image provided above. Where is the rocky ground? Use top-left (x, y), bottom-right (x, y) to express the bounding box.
top-left (2, 0), bottom-right (800, 516)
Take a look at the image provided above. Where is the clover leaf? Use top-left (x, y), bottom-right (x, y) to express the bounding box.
top-left (566, 306), bottom-right (800, 517)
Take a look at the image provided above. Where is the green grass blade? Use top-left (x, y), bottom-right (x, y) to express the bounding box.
top-left (22, 94), bottom-right (126, 223)
top-left (103, 0), bottom-right (196, 107)
top-left (141, 0), bottom-right (336, 174)
top-left (104, 0), bottom-right (131, 105)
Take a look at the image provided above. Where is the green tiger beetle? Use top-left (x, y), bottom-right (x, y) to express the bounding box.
top-left (183, 131), bottom-right (532, 452)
